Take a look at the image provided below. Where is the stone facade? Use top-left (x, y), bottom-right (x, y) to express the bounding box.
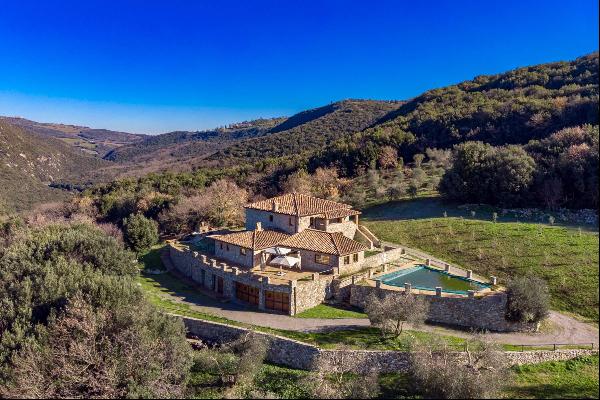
top-left (180, 315), bottom-right (598, 373)
top-left (169, 243), bottom-right (335, 315)
top-left (214, 241), bottom-right (257, 268)
top-left (349, 284), bottom-right (536, 332)
top-left (245, 208), bottom-right (299, 234)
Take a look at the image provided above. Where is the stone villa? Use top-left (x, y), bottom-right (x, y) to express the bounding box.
top-left (212, 193), bottom-right (370, 275)
top-left (168, 193), bottom-right (381, 315)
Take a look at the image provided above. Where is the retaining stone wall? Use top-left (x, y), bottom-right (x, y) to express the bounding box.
top-left (349, 284), bottom-right (535, 332)
top-left (179, 316), bottom-right (597, 373)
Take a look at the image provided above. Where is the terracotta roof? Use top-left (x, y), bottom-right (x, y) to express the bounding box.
top-left (245, 193), bottom-right (353, 217)
top-left (280, 229), bottom-right (368, 256)
top-left (212, 229), bottom-right (290, 250)
top-left (316, 209), bottom-right (361, 219)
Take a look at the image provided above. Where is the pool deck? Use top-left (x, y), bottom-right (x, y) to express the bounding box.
top-left (368, 259), bottom-right (494, 298)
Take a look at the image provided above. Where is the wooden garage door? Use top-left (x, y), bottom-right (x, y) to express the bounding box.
top-left (235, 282), bottom-right (259, 306)
top-left (265, 290), bottom-right (290, 313)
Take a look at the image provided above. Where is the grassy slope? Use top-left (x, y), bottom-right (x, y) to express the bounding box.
top-left (362, 199), bottom-right (599, 322)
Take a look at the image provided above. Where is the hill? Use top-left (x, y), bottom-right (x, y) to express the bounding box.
top-left (0, 116), bottom-right (145, 157)
top-left (105, 100), bottom-right (402, 173)
top-left (0, 120), bottom-right (111, 211)
top-left (314, 53), bottom-right (599, 174)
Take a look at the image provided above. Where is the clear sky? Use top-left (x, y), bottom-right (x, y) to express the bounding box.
top-left (0, 0), bottom-right (598, 134)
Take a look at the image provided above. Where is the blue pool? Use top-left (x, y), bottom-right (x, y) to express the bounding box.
top-left (377, 265), bottom-right (490, 294)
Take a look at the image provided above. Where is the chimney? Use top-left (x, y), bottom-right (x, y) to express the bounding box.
top-left (256, 222), bottom-right (262, 231)
top-left (272, 201), bottom-right (279, 212)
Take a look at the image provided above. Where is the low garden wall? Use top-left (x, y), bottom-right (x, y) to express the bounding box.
top-left (349, 284), bottom-right (535, 332)
top-left (179, 315), bottom-right (597, 374)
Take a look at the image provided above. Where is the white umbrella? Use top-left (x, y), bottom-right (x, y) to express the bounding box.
top-left (270, 255), bottom-right (301, 267)
top-left (264, 247), bottom-right (292, 256)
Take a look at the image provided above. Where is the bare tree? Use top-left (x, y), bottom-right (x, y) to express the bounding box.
top-left (311, 167), bottom-right (341, 200)
top-left (281, 169), bottom-right (313, 195)
top-left (305, 346), bottom-right (380, 399)
top-left (378, 146), bottom-right (399, 169)
top-left (408, 335), bottom-right (510, 399)
top-left (364, 293), bottom-right (429, 337)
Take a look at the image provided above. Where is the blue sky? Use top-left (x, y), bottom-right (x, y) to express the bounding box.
top-left (0, 0), bottom-right (597, 134)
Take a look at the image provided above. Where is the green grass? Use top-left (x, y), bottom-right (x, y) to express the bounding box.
top-left (294, 303), bottom-right (368, 319)
top-left (138, 243), bottom-right (168, 272)
top-left (250, 357), bottom-right (600, 399)
top-left (504, 355), bottom-right (599, 399)
top-left (363, 200), bottom-right (599, 322)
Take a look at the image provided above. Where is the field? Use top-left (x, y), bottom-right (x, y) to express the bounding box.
top-left (362, 198), bottom-right (599, 322)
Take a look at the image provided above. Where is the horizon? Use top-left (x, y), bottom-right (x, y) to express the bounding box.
top-left (1, 0), bottom-right (598, 135)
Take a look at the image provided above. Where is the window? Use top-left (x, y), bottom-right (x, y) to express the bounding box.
top-left (220, 243), bottom-right (223, 250)
top-left (269, 214), bottom-right (274, 222)
top-left (240, 247), bottom-right (247, 256)
top-left (289, 217), bottom-right (294, 226)
top-left (335, 217), bottom-right (343, 223)
top-left (226, 245), bottom-right (230, 251)
top-left (344, 256), bottom-right (350, 265)
top-left (353, 253), bottom-right (359, 262)
top-left (315, 254), bottom-right (331, 265)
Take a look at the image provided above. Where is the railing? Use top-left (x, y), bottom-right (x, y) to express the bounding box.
top-left (442, 342), bottom-right (596, 352)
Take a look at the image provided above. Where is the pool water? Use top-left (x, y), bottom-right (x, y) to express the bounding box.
top-left (378, 265), bottom-right (489, 294)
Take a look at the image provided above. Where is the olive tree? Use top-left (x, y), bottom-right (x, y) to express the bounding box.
top-left (505, 276), bottom-right (550, 327)
top-left (409, 335), bottom-right (510, 399)
top-left (364, 293), bottom-right (429, 337)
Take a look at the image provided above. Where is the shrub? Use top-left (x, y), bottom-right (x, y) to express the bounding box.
top-left (409, 336), bottom-right (510, 399)
top-left (506, 276), bottom-right (550, 325)
top-left (123, 213), bottom-right (159, 253)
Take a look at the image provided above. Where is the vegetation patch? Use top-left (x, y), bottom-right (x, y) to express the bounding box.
top-left (294, 304), bottom-right (367, 319)
top-left (504, 355), bottom-right (599, 399)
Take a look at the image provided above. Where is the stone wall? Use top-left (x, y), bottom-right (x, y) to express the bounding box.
top-left (326, 219), bottom-right (358, 239)
top-left (179, 315), bottom-right (597, 373)
top-left (245, 208), bottom-right (298, 234)
top-left (214, 241), bottom-right (255, 268)
top-left (293, 276), bottom-right (333, 314)
top-left (349, 284), bottom-right (535, 332)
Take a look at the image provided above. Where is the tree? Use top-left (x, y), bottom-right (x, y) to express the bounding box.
top-left (364, 293), bottom-right (429, 337)
top-left (505, 276), bottom-right (550, 326)
top-left (1, 295), bottom-right (192, 398)
top-left (281, 169), bottom-right (313, 195)
top-left (413, 153), bottom-right (425, 168)
top-left (409, 335), bottom-right (510, 399)
top-left (305, 345), bottom-right (380, 399)
top-left (123, 213), bottom-right (159, 253)
top-left (378, 146), bottom-right (398, 169)
top-left (199, 179), bottom-right (248, 227)
top-left (0, 222), bottom-right (192, 397)
top-left (311, 167), bottom-right (341, 200)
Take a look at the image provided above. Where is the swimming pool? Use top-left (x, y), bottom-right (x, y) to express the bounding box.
top-left (377, 265), bottom-right (490, 294)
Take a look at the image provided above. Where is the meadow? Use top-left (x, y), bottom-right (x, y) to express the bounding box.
top-left (362, 199), bottom-right (599, 322)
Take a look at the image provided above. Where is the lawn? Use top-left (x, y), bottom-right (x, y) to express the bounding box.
top-left (138, 243), bottom-right (168, 272)
top-left (362, 200), bottom-right (599, 322)
top-left (503, 355), bottom-right (599, 399)
top-left (294, 303), bottom-right (367, 319)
